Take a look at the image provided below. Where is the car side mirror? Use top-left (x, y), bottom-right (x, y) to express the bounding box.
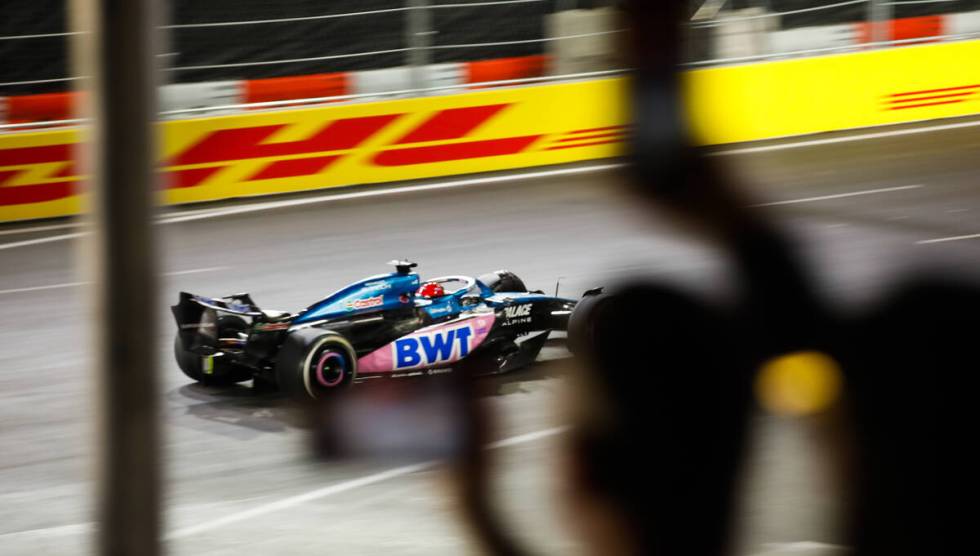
top-left (461, 295), bottom-right (482, 307)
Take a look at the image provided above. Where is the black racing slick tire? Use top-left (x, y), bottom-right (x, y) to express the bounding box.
top-left (174, 315), bottom-right (253, 386)
top-left (275, 329), bottom-right (357, 402)
top-left (478, 270), bottom-right (528, 293)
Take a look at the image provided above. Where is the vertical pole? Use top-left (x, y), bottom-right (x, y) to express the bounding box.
top-left (406, 0), bottom-right (433, 91)
top-left (868, 0), bottom-right (892, 47)
top-left (752, 0), bottom-right (772, 58)
top-left (69, 0), bottom-right (161, 554)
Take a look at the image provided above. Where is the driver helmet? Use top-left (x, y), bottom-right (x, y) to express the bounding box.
top-left (417, 282), bottom-right (445, 299)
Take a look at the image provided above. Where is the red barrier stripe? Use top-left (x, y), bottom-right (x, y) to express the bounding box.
top-left (465, 56), bottom-right (547, 85)
top-left (5, 92), bottom-right (77, 124)
top-left (52, 162), bottom-right (76, 178)
top-left (172, 114), bottom-right (401, 166)
top-left (0, 166), bottom-right (220, 202)
top-left (249, 155), bottom-right (340, 181)
top-left (888, 99), bottom-right (966, 110)
top-left (4, 56), bottom-right (547, 123)
top-left (0, 170), bottom-right (20, 185)
top-left (891, 15), bottom-right (943, 42)
top-left (0, 143), bottom-right (71, 166)
top-left (890, 84), bottom-right (980, 97)
top-left (245, 73), bottom-right (349, 104)
top-left (0, 160), bottom-right (80, 206)
top-left (567, 125), bottom-right (627, 135)
top-left (556, 131), bottom-right (624, 143)
top-left (167, 167), bottom-right (222, 189)
top-left (374, 136), bottom-right (541, 166)
top-left (546, 139), bottom-right (622, 151)
top-left (888, 92), bottom-right (975, 104)
top-left (855, 15), bottom-right (943, 44)
top-left (0, 181), bottom-right (73, 205)
top-left (395, 105), bottom-right (509, 144)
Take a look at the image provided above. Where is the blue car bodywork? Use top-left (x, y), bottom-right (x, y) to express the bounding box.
top-left (173, 261), bottom-right (576, 399)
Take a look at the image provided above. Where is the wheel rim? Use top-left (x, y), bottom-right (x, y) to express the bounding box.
top-left (314, 350), bottom-right (346, 388)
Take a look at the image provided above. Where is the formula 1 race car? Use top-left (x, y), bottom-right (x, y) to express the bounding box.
top-left (172, 261), bottom-right (576, 400)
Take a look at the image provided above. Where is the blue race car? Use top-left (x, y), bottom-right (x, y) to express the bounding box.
top-left (172, 261), bottom-right (576, 400)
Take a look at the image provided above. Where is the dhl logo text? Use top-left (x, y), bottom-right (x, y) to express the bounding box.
top-left (0, 103), bottom-right (569, 207)
top-left (0, 78), bottom-right (629, 218)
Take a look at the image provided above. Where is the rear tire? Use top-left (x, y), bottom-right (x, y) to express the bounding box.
top-left (478, 270), bottom-right (528, 293)
top-left (276, 329), bottom-right (357, 402)
top-left (174, 315), bottom-right (253, 386)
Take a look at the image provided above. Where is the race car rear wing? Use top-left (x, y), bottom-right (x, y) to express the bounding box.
top-left (171, 292), bottom-right (262, 354)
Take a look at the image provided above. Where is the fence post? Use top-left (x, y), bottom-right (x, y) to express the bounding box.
top-left (68, 0), bottom-right (161, 554)
top-left (407, 0), bottom-right (433, 91)
top-left (868, 0), bottom-right (893, 47)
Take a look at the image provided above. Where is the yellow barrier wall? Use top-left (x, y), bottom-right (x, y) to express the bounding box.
top-left (2, 40), bottom-right (979, 222)
top-left (686, 39), bottom-right (980, 144)
top-left (0, 80), bottom-right (626, 222)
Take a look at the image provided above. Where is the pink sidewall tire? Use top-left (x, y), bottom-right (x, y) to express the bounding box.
top-left (275, 329), bottom-right (357, 402)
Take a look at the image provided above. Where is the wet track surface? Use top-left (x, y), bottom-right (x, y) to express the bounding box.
top-left (1, 118), bottom-right (979, 554)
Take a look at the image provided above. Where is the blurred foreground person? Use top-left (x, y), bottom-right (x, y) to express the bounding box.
top-left (455, 1), bottom-right (971, 555)
top-left (309, 2), bottom-right (971, 554)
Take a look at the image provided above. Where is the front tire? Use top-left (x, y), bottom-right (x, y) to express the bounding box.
top-left (276, 329), bottom-right (357, 401)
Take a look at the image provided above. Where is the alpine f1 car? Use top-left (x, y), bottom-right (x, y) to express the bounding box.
top-left (172, 261), bottom-right (577, 400)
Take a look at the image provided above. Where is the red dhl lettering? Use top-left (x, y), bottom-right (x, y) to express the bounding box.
top-left (0, 102), bottom-right (543, 206)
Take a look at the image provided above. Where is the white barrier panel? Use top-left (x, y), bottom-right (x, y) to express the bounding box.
top-left (350, 64), bottom-right (465, 96)
top-left (769, 23), bottom-right (858, 55)
top-left (712, 8), bottom-right (777, 59)
top-left (948, 10), bottom-right (980, 35)
top-left (159, 81), bottom-right (243, 113)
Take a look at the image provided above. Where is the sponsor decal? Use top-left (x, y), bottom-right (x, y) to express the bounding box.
top-left (546, 125), bottom-right (628, 151)
top-left (2, 78), bottom-right (633, 221)
top-left (426, 304), bottom-right (454, 316)
top-left (394, 324), bottom-right (474, 370)
top-left (363, 280), bottom-right (393, 291)
top-left (502, 303), bottom-right (532, 326)
top-left (503, 304), bottom-right (531, 318)
top-left (884, 84), bottom-right (980, 111)
top-left (357, 315), bottom-right (496, 374)
top-left (346, 295), bottom-right (384, 311)
top-left (0, 104), bottom-right (535, 207)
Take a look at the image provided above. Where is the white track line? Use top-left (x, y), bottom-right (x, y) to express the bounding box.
top-left (164, 266), bottom-right (231, 277)
top-left (0, 425), bottom-right (568, 541)
top-left (0, 164), bottom-right (623, 251)
top-left (156, 164), bottom-right (624, 225)
top-left (0, 231), bottom-right (86, 251)
top-left (710, 118), bottom-right (980, 156)
top-left (166, 425), bottom-right (568, 540)
top-left (0, 205), bottom-right (277, 241)
top-left (486, 425), bottom-right (569, 449)
top-left (755, 541), bottom-right (848, 554)
top-left (0, 222), bottom-right (82, 236)
top-left (0, 178), bottom-right (925, 251)
top-left (0, 523), bottom-right (93, 541)
top-left (916, 232), bottom-right (980, 245)
top-left (750, 184), bottom-right (923, 207)
top-left (0, 267), bottom-right (229, 295)
top-left (165, 462), bottom-right (436, 540)
top-left (0, 281), bottom-right (87, 295)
